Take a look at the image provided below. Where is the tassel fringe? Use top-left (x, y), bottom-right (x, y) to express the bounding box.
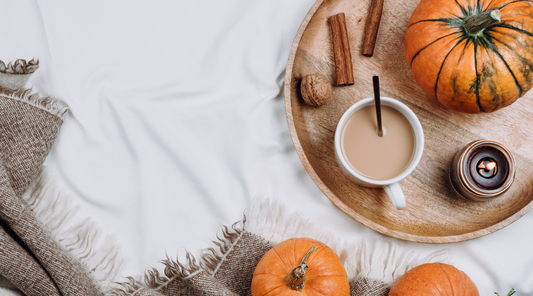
top-left (110, 220), bottom-right (245, 296)
top-left (244, 198), bottom-right (451, 284)
top-left (111, 198), bottom-right (450, 295)
top-left (22, 167), bottom-right (123, 295)
top-left (0, 87), bottom-right (69, 119)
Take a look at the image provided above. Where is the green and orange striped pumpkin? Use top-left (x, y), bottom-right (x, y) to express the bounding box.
top-left (405, 0), bottom-right (533, 113)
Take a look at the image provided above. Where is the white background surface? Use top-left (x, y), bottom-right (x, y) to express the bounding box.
top-left (1, 0), bottom-right (532, 295)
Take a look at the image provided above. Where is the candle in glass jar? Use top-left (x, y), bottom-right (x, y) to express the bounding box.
top-left (468, 146), bottom-right (509, 190)
top-left (450, 140), bottom-right (515, 201)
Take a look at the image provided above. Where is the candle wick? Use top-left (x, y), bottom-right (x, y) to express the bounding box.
top-left (477, 158), bottom-right (498, 179)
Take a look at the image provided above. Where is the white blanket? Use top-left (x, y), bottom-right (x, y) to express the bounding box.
top-left (1, 0), bottom-right (532, 295)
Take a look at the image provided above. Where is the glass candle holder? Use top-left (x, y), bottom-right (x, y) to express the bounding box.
top-left (450, 140), bottom-right (515, 201)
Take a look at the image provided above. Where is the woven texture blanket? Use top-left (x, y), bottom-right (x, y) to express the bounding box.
top-left (0, 86), bottom-right (446, 296)
top-left (0, 87), bottom-right (119, 296)
top-left (111, 199), bottom-right (447, 296)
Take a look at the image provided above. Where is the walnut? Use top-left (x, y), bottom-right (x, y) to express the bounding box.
top-left (300, 74), bottom-right (332, 107)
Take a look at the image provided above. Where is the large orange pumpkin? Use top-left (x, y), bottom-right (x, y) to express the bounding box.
top-left (389, 263), bottom-right (479, 296)
top-left (251, 237), bottom-right (349, 296)
top-left (405, 0), bottom-right (533, 113)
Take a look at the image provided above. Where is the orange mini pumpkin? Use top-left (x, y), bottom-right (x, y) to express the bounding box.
top-left (389, 263), bottom-right (479, 296)
top-left (251, 237), bottom-right (349, 296)
top-left (405, 0), bottom-right (533, 113)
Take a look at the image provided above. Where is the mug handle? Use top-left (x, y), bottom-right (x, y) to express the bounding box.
top-left (384, 182), bottom-right (406, 210)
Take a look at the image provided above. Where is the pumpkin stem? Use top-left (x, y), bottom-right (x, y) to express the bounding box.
top-left (286, 246), bottom-right (318, 291)
top-left (462, 9), bottom-right (501, 37)
top-left (494, 288), bottom-right (516, 296)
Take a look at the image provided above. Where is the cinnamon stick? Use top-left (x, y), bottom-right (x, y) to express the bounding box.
top-left (362, 0), bottom-right (384, 57)
top-left (329, 13), bottom-right (354, 86)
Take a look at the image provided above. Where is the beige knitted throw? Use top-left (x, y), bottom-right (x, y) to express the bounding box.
top-left (0, 88), bottom-right (89, 295)
top-left (111, 199), bottom-right (448, 296)
top-left (0, 86), bottom-right (447, 296)
top-left (0, 87), bottom-right (118, 296)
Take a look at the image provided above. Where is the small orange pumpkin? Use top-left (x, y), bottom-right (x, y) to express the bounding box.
top-left (389, 263), bottom-right (479, 296)
top-left (251, 237), bottom-right (349, 296)
top-left (405, 0), bottom-right (533, 113)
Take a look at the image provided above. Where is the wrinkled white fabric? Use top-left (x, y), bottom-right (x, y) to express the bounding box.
top-left (0, 1), bottom-right (532, 295)
top-left (0, 276), bottom-right (23, 296)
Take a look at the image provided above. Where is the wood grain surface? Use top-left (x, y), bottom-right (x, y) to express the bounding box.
top-left (284, 0), bottom-right (533, 243)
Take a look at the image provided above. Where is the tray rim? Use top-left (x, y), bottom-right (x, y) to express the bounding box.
top-left (283, 0), bottom-right (533, 244)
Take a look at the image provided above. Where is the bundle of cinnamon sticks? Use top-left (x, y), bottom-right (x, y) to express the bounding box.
top-left (329, 0), bottom-right (384, 86)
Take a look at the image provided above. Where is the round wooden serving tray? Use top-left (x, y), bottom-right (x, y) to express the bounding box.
top-left (284, 0), bottom-right (533, 243)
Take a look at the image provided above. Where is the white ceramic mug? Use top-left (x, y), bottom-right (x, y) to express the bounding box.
top-left (334, 97), bottom-right (424, 210)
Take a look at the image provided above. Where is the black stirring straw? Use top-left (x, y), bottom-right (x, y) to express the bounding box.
top-left (373, 76), bottom-right (383, 137)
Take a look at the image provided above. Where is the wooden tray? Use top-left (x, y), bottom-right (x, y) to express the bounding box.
top-left (284, 0), bottom-right (533, 243)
